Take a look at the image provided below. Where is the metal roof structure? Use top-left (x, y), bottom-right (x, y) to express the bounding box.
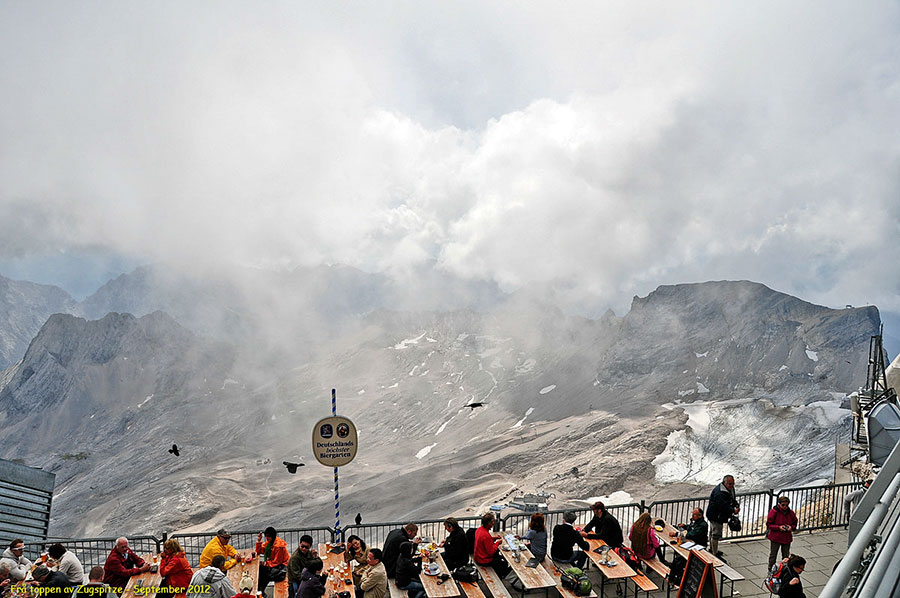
top-left (0, 458), bottom-right (55, 545)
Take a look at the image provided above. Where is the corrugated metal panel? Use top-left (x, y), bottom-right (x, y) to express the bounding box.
top-left (0, 459), bottom-right (55, 545)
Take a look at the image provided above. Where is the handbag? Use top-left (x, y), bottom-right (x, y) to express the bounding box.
top-left (269, 564), bottom-right (287, 582)
top-left (727, 515), bottom-right (742, 532)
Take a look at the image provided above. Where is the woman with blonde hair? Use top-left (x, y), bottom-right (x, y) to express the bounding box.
top-left (160, 539), bottom-right (193, 598)
top-left (629, 513), bottom-right (666, 564)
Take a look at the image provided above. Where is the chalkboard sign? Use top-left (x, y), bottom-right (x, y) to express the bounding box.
top-left (676, 550), bottom-right (719, 598)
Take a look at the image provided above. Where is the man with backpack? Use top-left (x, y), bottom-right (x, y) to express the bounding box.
top-left (765, 554), bottom-right (806, 597)
top-left (706, 475), bottom-right (740, 558)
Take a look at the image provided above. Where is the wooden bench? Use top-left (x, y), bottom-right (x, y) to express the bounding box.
top-left (388, 577), bottom-right (406, 598)
top-left (628, 572), bottom-right (658, 597)
top-left (639, 558), bottom-right (672, 597)
top-left (539, 561), bottom-right (597, 598)
top-left (475, 565), bottom-right (513, 598)
top-left (458, 580), bottom-right (487, 598)
top-left (716, 563), bottom-right (744, 598)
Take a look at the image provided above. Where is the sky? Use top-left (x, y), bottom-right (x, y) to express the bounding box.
top-left (1, 1), bottom-right (899, 319)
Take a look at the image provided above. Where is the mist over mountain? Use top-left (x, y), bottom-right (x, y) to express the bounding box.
top-left (0, 269), bottom-right (882, 537)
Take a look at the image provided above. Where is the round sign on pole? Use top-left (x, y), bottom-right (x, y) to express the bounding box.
top-left (312, 415), bottom-right (358, 466)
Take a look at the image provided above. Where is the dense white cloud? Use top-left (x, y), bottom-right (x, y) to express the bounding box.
top-left (1, 0), bottom-right (898, 313)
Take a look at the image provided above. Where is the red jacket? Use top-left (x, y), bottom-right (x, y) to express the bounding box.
top-left (103, 548), bottom-right (146, 592)
top-left (255, 537), bottom-right (290, 568)
top-left (473, 527), bottom-right (499, 565)
top-left (160, 552), bottom-right (193, 598)
top-left (766, 506), bottom-right (798, 545)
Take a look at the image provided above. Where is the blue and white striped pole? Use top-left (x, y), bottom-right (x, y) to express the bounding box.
top-left (332, 388), bottom-right (340, 538)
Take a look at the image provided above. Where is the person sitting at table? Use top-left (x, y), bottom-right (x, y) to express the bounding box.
top-left (288, 536), bottom-right (323, 598)
top-left (395, 543), bottom-right (425, 598)
top-left (669, 508), bottom-right (709, 547)
top-left (629, 513), bottom-right (667, 565)
top-left (351, 549), bottom-right (386, 598)
top-left (48, 543), bottom-right (85, 585)
top-left (200, 530), bottom-right (239, 571)
top-left (382, 524), bottom-right (418, 579)
top-left (160, 539), bottom-right (193, 598)
top-left (550, 512), bottom-right (589, 569)
top-left (523, 513), bottom-right (548, 562)
top-left (439, 518), bottom-right (469, 570)
top-left (103, 537), bottom-right (150, 595)
top-left (474, 512), bottom-right (511, 577)
top-left (0, 539), bottom-right (32, 581)
top-left (32, 565), bottom-right (75, 591)
top-left (256, 527), bottom-right (290, 598)
top-left (188, 555), bottom-right (236, 598)
top-left (0, 563), bottom-right (13, 598)
top-left (581, 501), bottom-right (624, 548)
top-left (297, 559), bottom-right (326, 598)
top-left (343, 536), bottom-right (368, 566)
top-left (73, 566), bottom-right (115, 598)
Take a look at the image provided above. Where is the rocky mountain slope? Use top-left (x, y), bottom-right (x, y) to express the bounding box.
top-left (0, 276), bottom-right (881, 537)
top-left (0, 274), bottom-right (76, 369)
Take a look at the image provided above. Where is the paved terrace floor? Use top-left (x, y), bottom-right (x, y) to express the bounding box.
top-left (577, 528), bottom-right (845, 598)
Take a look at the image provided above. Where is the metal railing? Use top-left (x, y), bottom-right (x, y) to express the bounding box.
top-left (25, 481), bottom-right (862, 574)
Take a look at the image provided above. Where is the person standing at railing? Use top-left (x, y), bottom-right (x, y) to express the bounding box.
top-left (706, 475), bottom-right (740, 558)
top-left (766, 497), bottom-right (798, 570)
top-left (256, 527), bottom-right (290, 598)
top-left (843, 479), bottom-right (872, 520)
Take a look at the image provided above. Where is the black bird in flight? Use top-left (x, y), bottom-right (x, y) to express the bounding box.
top-left (283, 461), bottom-right (305, 474)
top-left (355, 513), bottom-right (362, 525)
top-left (168, 444), bottom-right (180, 457)
top-left (464, 402), bottom-right (486, 410)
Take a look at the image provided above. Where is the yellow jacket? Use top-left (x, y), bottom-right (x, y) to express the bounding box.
top-left (198, 537), bottom-right (239, 570)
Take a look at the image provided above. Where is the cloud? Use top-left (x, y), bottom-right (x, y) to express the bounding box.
top-left (1, 0), bottom-right (899, 313)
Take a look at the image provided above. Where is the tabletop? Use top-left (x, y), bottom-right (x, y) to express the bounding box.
top-left (584, 540), bottom-right (635, 580)
top-left (419, 552), bottom-right (459, 598)
top-left (122, 553), bottom-right (164, 598)
top-left (498, 544), bottom-right (555, 590)
top-left (658, 521), bottom-right (725, 567)
top-left (318, 543), bottom-right (356, 596)
top-left (227, 550), bottom-right (260, 595)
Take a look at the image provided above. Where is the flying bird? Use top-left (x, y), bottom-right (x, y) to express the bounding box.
top-left (283, 461), bottom-right (305, 474)
top-left (464, 402), bottom-right (486, 410)
top-left (355, 513), bottom-right (362, 525)
top-left (168, 444), bottom-right (180, 457)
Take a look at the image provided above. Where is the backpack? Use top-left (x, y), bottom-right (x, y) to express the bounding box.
top-left (666, 555), bottom-right (687, 586)
top-left (614, 546), bottom-right (642, 572)
top-left (451, 564), bottom-right (480, 583)
top-left (560, 567), bottom-right (592, 596)
top-left (763, 561), bottom-right (787, 593)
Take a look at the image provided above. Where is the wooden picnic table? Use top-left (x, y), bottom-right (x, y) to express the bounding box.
top-left (584, 540), bottom-right (635, 580)
top-left (227, 550), bottom-right (260, 595)
top-left (122, 553), bottom-right (164, 598)
top-left (318, 543), bottom-right (356, 596)
top-left (418, 552), bottom-right (459, 598)
top-left (657, 521), bottom-right (725, 567)
top-left (497, 536), bottom-right (555, 594)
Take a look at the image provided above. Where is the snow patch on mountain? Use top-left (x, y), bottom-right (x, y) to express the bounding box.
top-left (394, 332), bottom-right (427, 349)
top-left (653, 397), bottom-right (851, 488)
top-left (805, 347), bottom-right (819, 361)
top-left (540, 385), bottom-right (556, 394)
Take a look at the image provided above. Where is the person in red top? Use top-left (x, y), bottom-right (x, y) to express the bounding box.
top-left (255, 527), bottom-right (290, 598)
top-left (473, 513), bottom-right (510, 577)
top-left (103, 537), bottom-right (150, 596)
top-left (766, 496), bottom-right (799, 570)
top-left (160, 539), bottom-right (193, 598)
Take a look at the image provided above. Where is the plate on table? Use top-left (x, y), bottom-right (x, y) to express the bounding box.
top-left (423, 564), bottom-right (441, 576)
